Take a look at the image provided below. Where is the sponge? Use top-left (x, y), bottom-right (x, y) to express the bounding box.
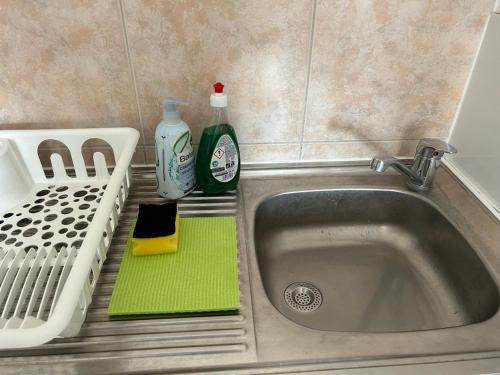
top-left (131, 202), bottom-right (179, 256)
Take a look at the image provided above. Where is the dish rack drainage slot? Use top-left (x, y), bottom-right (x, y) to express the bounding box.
top-left (0, 128), bottom-right (139, 349)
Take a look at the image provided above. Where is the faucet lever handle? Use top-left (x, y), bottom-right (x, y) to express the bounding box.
top-left (416, 139), bottom-right (457, 158)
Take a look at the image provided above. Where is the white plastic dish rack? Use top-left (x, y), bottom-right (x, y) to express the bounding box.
top-left (0, 128), bottom-right (139, 349)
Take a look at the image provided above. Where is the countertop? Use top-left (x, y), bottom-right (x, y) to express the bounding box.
top-left (1, 164), bottom-right (500, 374)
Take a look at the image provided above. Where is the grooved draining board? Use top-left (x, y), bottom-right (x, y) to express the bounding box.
top-left (108, 216), bottom-right (240, 315)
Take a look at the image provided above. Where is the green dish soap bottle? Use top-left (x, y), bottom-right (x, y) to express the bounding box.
top-left (196, 82), bottom-right (240, 194)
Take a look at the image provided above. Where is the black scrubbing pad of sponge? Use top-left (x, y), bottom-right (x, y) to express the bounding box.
top-left (133, 202), bottom-right (177, 239)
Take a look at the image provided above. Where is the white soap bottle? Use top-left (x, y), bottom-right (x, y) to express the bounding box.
top-left (155, 97), bottom-right (195, 199)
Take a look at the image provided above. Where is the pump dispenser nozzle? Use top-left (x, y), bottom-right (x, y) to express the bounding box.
top-left (162, 97), bottom-right (188, 125)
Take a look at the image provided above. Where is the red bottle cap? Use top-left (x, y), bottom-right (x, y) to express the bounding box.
top-left (214, 82), bottom-right (224, 93)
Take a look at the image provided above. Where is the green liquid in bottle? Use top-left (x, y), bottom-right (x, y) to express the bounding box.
top-left (196, 123), bottom-right (240, 194)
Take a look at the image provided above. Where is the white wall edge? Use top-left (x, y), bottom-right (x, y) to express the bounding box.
top-left (444, 12), bottom-right (500, 222)
top-left (446, 13), bottom-right (497, 143)
top-left (443, 159), bottom-right (500, 221)
top-left (494, 0), bottom-right (500, 13)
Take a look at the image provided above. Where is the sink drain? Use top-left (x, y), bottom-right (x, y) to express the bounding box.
top-left (284, 282), bottom-right (322, 312)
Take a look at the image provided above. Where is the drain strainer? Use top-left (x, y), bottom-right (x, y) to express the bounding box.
top-left (284, 282), bottom-right (322, 312)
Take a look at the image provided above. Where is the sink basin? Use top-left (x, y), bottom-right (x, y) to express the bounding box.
top-left (254, 189), bottom-right (498, 332)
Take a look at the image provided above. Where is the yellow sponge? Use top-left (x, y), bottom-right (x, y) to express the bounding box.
top-left (132, 209), bottom-right (179, 256)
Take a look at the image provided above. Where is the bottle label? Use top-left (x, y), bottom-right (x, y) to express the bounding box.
top-left (156, 129), bottom-right (195, 198)
top-left (176, 148), bottom-right (195, 192)
top-left (172, 131), bottom-right (195, 193)
top-left (210, 134), bottom-right (238, 182)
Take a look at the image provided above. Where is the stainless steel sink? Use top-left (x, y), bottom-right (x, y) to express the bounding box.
top-left (254, 189), bottom-right (498, 332)
top-left (241, 166), bottom-right (500, 364)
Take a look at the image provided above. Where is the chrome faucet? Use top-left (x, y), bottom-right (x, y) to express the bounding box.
top-left (370, 139), bottom-right (457, 192)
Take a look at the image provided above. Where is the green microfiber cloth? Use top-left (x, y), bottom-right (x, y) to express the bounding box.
top-left (108, 216), bottom-right (240, 316)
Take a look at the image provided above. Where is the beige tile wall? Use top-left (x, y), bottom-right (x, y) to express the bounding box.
top-left (0, 0), bottom-right (493, 164)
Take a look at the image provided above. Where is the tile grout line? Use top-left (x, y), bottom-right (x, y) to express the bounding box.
top-left (139, 138), bottom-right (426, 149)
top-left (299, 0), bottom-right (318, 161)
top-left (299, 138), bottom-right (429, 144)
top-left (117, 0), bottom-right (147, 163)
top-left (240, 139), bottom-right (423, 145)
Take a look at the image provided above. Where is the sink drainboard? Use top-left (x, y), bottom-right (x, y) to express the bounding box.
top-left (284, 282), bottom-right (322, 312)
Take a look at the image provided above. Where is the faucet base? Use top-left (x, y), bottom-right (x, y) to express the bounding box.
top-left (407, 180), bottom-right (430, 193)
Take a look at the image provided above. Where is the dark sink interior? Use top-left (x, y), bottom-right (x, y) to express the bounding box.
top-left (254, 189), bottom-right (499, 332)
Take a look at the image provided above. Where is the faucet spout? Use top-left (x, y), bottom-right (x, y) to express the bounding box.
top-left (370, 156), bottom-right (423, 183)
